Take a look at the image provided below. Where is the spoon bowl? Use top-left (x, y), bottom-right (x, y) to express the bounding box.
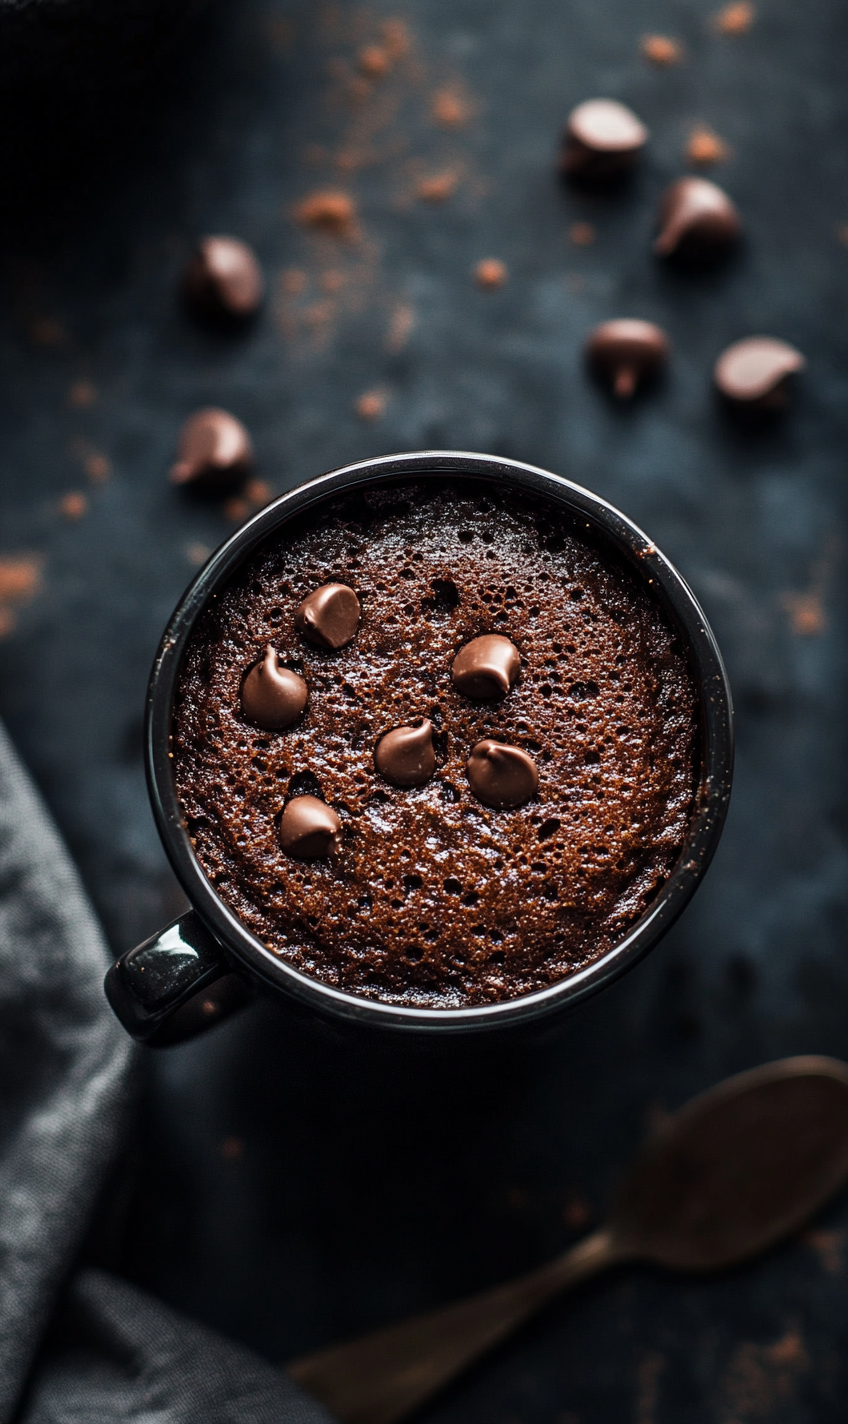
top-left (288, 1057), bottom-right (848, 1424)
top-left (612, 1056), bottom-right (848, 1271)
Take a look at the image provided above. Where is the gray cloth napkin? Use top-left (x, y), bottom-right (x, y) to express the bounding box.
top-left (0, 721), bottom-right (332, 1424)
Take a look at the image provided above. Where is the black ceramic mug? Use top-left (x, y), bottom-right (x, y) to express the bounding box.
top-left (105, 451), bottom-right (733, 1046)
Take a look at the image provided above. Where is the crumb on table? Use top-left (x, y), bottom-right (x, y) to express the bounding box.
top-left (641, 34), bottom-right (685, 65)
top-left (474, 258), bottom-right (508, 289)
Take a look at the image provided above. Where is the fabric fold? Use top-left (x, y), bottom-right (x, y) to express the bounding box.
top-left (21, 1268), bottom-right (332, 1424)
top-left (0, 721), bottom-right (332, 1424)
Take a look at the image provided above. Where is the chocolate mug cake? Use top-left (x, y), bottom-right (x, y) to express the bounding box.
top-left (171, 480), bottom-right (700, 1010)
top-left (105, 452), bottom-right (731, 1045)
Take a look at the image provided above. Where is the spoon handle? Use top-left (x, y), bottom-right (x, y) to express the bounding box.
top-left (287, 1228), bottom-right (619, 1424)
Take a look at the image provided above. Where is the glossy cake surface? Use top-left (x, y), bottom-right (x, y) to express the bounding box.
top-left (172, 481), bottom-right (699, 1007)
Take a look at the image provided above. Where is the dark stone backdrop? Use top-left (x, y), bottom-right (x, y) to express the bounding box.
top-left (1, 0), bottom-right (847, 1418)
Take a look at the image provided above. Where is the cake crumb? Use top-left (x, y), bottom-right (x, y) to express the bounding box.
top-left (416, 170), bottom-right (460, 202)
top-left (641, 34), bottom-right (684, 65)
top-left (380, 17), bottom-right (411, 60)
top-left (386, 302), bottom-right (415, 352)
top-left (85, 451), bottom-right (111, 483)
top-left (686, 126), bottom-right (731, 166)
top-left (767, 1330), bottom-right (806, 1368)
top-left (0, 559), bottom-right (40, 601)
top-left (803, 1228), bottom-right (843, 1275)
top-left (245, 480), bottom-right (273, 509)
top-left (713, 1), bottom-right (755, 35)
top-left (569, 221), bottom-right (596, 247)
top-left (358, 44), bottom-right (390, 77)
top-left (474, 258), bottom-right (508, 289)
top-left (60, 492), bottom-right (87, 521)
top-left (293, 191), bottom-right (358, 239)
top-left (432, 86), bottom-right (471, 128)
top-left (224, 497), bottom-right (250, 523)
top-left (782, 589), bottom-right (825, 637)
top-left (0, 555), bottom-right (42, 623)
top-left (355, 389), bottom-right (386, 420)
top-left (67, 379), bottom-right (97, 409)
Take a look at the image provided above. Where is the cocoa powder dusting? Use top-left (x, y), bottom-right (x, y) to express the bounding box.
top-left (641, 34), bottom-right (685, 65)
top-left (0, 555), bottom-right (43, 639)
top-left (474, 258), bottom-right (508, 289)
top-left (431, 85), bottom-right (473, 128)
top-left (276, 11), bottom-right (485, 351)
top-left (416, 170), bottom-right (460, 202)
top-left (719, 1328), bottom-right (808, 1421)
top-left (355, 389), bottom-right (386, 420)
top-left (173, 483), bottom-right (699, 1009)
top-left (713, 2), bottom-right (755, 35)
top-left (60, 492), bottom-right (87, 521)
top-left (686, 126), bottom-right (731, 166)
top-left (569, 221), bottom-right (596, 247)
top-left (294, 190), bottom-right (359, 238)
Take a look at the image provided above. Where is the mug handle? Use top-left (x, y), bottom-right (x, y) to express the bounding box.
top-left (104, 911), bottom-right (256, 1046)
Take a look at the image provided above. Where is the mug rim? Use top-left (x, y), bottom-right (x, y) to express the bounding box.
top-left (146, 450), bottom-right (733, 1033)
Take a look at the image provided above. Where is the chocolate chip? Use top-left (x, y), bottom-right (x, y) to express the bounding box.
top-left (294, 584), bottom-right (361, 650)
top-left (561, 99), bottom-right (648, 184)
top-left (586, 319), bottom-right (670, 399)
top-left (375, 719), bottom-right (436, 787)
top-left (279, 795), bottom-right (341, 858)
top-left (241, 646), bottom-right (308, 729)
top-left (466, 739), bottom-right (539, 808)
top-left (452, 635), bottom-right (520, 699)
top-left (170, 408), bottom-right (253, 494)
top-left (183, 236), bottom-right (264, 326)
top-left (654, 177), bottom-right (741, 263)
top-left (714, 336), bottom-right (805, 409)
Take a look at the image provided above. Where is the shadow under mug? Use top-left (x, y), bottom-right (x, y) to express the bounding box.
top-left (105, 451), bottom-right (733, 1046)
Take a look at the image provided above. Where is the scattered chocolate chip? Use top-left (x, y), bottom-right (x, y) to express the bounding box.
top-left (295, 584), bottom-right (361, 650)
top-left (654, 177), bottom-right (741, 264)
top-left (241, 646), bottom-right (308, 729)
top-left (714, 336), bottom-right (805, 409)
top-left (170, 409), bottom-right (254, 494)
top-left (466, 739), bottom-right (539, 809)
top-left (279, 795), bottom-right (341, 858)
top-left (452, 635), bottom-right (520, 699)
top-left (375, 719), bottom-right (436, 786)
top-left (586, 319), bottom-right (670, 399)
top-left (561, 99), bottom-right (648, 184)
top-left (183, 237), bottom-right (264, 326)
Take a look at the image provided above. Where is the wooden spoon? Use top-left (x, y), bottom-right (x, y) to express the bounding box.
top-left (288, 1057), bottom-right (848, 1424)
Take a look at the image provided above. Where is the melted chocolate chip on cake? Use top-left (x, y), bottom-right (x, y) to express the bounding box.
top-left (172, 482), bottom-right (700, 1008)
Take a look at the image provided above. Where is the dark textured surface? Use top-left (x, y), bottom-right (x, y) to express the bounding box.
top-left (1, 0), bottom-right (848, 1418)
top-left (174, 482), bottom-right (698, 1006)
